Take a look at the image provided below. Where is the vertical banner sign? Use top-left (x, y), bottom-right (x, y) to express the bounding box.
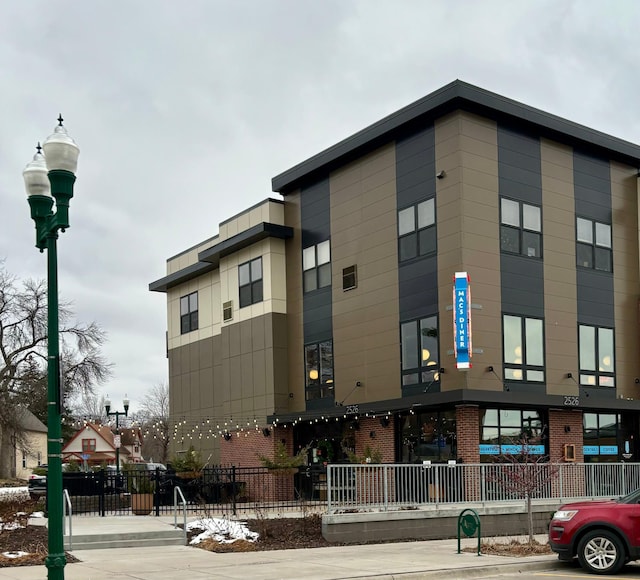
top-left (453, 272), bottom-right (472, 369)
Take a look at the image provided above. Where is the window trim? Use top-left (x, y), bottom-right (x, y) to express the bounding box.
top-left (398, 198), bottom-right (436, 262)
top-left (401, 315), bottom-right (440, 389)
top-left (180, 291), bottom-right (198, 334)
top-left (239, 257), bottom-right (264, 308)
top-left (576, 217), bottom-right (612, 272)
top-left (502, 314), bottom-right (545, 383)
top-left (303, 241), bottom-right (332, 293)
top-left (579, 324), bottom-right (615, 388)
top-left (304, 340), bottom-right (334, 400)
top-left (82, 438), bottom-right (97, 452)
top-left (500, 197), bottom-right (542, 258)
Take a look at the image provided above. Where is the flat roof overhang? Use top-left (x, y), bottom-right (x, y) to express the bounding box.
top-left (149, 222), bottom-right (293, 292)
top-left (267, 388), bottom-right (640, 424)
top-left (272, 80), bottom-right (640, 194)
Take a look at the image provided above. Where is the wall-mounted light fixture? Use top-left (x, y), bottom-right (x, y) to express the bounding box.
top-left (262, 428), bottom-right (271, 437)
top-left (369, 431), bottom-right (376, 439)
top-left (564, 425), bottom-right (571, 433)
top-left (436, 170), bottom-right (446, 179)
top-left (380, 417), bottom-right (390, 428)
top-left (223, 432), bottom-right (232, 441)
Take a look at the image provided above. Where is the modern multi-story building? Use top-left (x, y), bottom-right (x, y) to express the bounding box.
top-left (150, 80), bottom-right (640, 468)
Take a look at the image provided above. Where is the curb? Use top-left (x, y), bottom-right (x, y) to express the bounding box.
top-left (345, 559), bottom-right (559, 580)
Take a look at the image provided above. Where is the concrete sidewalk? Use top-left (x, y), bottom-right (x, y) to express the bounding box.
top-left (0, 517), bottom-right (562, 580)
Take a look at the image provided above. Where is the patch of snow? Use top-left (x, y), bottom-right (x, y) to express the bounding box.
top-left (0, 522), bottom-right (23, 531)
top-left (186, 517), bottom-right (259, 545)
top-left (0, 487), bottom-right (29, 501)
top-left (2, 551), bottom-right (30, 559)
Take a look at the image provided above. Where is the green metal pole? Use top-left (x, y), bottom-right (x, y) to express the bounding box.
top-left (45, 231), bottom-right (65, 580)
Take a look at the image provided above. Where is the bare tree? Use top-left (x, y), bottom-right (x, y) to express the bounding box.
top-left (70, 391), bottom-right (109, 423)
top-left (488, 437), bottom-right (560, 543)
top-left (136, 381), bottom-right (170, 463)
top-left (0, 264), bottom-right (112, 477)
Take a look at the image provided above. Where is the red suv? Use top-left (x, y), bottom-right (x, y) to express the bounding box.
top-left (550, 488), bottom-right (640, 575)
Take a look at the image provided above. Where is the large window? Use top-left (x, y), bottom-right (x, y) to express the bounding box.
top-left (401, 316), bottom-right (439, 389)
top-left (583, 413), bottom-right (619, 463)
top-left (500, 198), bottom-right (542, 258)
top-left (399, 410), bottom-right (456, 462)
top-left (304, 340), bottom-right (334, 400)
top-left (398, 198), bottom-right (436, 261)
top-left (480, 409), bottom-right (545, 458)
top-left (579, 325), bottom-right (615, 387)
top-left (576, 217), bottom-right (612, 272)
top-left (303, 240), bottom-right (331, 292)
top-left (239, 257), bottom-right (263, 307)
top-left (180, 291), bottom-right (198, 334)
top-left (503, 315), bottom-right (544, 382)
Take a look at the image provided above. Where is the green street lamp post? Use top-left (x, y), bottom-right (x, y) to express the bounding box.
top-left (23, 116), bottom-right (80, 580)
top-left (105, 396), bottom-right (130, 474)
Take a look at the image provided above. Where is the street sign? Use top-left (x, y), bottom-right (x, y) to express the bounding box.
top-left (81, 453), bottom-right (90, 460)
top-left (113, 434), bottom-right (121, 448)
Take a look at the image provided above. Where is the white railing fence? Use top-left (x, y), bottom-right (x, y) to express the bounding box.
top-left (326, 462), bottom-right (640, 513)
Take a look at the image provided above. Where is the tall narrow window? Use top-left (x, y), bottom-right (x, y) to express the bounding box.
top-left (576, 218), bottom-right (612, 272)
top-left (180, 291), bottom-right (198, 334)
top-left (304, 340), bottom-right (334, 400)
top-left (303, 240), bottom-right (331, 292)
top-left (401, 316), bottom-right (439, 389)
top-left (500, 198), bottom-right (542, 258)
top-left (239, 257), bottom-right (263, 307)
top-left (503, 314), bottom-right (544, 382)
top-left (579, 325), bottom-right (615, 387)
top-left (398, 198), bottom-right (436, 261)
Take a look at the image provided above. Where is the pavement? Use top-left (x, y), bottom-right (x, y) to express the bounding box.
top-left (0, 516), bottom-right (562, 580)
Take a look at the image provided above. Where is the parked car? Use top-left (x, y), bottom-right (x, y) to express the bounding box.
top-left (549, 487), bottom-right (640, 575)
top-left (28, 464), bottom-right (125, 499)
top-left (27, 469), bottom-right (47, 500)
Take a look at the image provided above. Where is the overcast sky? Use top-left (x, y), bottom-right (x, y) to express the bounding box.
top-left (1, 1), bottom-right (639, 412)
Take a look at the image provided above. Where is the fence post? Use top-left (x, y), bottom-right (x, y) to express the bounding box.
top-left (327, 465), bottom-right (332, 513)
top-left (383, 465), bottom-right (389, 511)
top-left (99, 468), bottom-right (105, 517)
top-left (232, 466), bottom-right (237, 516)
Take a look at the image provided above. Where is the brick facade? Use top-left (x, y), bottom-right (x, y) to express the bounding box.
top-left (455, 405), bottom-right (480, 464)
top-left (548, 409), bottom-right (583, 463)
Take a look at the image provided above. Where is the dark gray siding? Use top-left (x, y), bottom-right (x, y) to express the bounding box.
top-left (396, 125), bottom-right (437, 324)
top-left (396, 125), bottom-right (438, 397)
top-left (301, 177), bottom-right (333, 410)
top-left (574, 151), bottom-right (614, 325)
top-left (498, 125), bottom-right (544, 319)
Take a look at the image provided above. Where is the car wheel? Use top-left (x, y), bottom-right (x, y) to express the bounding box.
top-left (577, 530), bottom-right (625, 575)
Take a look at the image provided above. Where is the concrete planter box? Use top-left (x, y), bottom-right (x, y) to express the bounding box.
top-left (322, 501), bottom-right (558, 544)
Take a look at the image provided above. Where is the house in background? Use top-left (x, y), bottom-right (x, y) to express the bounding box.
top-left (10, 408), bottom-right (47, 480)
top-left (62, 423), bottom-right (144, 468)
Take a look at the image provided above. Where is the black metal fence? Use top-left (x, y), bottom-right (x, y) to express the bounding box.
top-left (51, 465), bottom-right (328, 516)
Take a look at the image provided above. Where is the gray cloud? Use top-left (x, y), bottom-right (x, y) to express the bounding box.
top-left (2, 0), bottom-right (639, 410)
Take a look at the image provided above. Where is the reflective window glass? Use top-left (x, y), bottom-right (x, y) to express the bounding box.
top-left (577, 218), bottom-right (593, 243)
top-left (398, 207), bottom-right (415, 236)
top-left (317, 240), bottom-right (331, 264)
top-left (595, 223), bottom-right (611, 248)
top-left (501, 198), bottom-right (520, 227)
top-left (417, 199), bottom-right (435, 229)
top-left (303, 246), bottom-right (316, 270)
top-left (523, 204), bottom-right (541, 232)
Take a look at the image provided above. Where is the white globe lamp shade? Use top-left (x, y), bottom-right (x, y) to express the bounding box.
top-left (42, 119), bottom-right (80, 174)
top-left (23, 146), bottom-right (51, 197)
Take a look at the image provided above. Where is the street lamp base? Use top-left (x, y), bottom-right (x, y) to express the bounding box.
top-left (45, 551), bottom-right (66, 579)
